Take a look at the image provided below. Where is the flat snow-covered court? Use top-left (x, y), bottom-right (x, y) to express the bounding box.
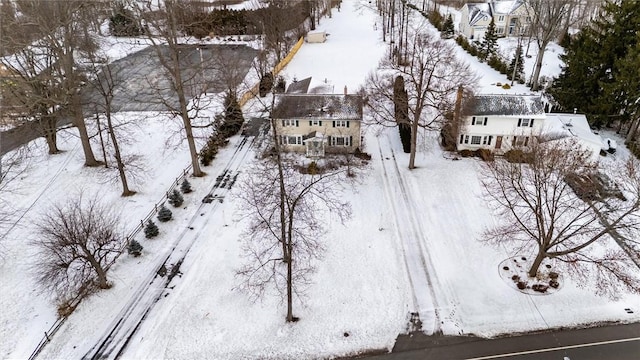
top-left (1, 1), bottom-right (639, 359)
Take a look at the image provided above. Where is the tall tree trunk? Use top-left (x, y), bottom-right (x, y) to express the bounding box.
top-left (72, 94), bottom-right (100, 166)
top-left (530, 42), bottom-right (547, 91)
top-left (408, 111), bottom-right (419, 169)
top-left (175, 75), bottom-right (204, 177)
top-left (270, 115), bottom-right (288, 262)
top-left (105, 106), bottom-right (134, 196)
top-left (527, 249), bottom-right (546, 278)
top-left (626, 117), bottom-right (640, 143)
top-left (41, 116), bottom-right (59, 154)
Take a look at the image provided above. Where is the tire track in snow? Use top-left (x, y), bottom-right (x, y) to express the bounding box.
top-left (377, 135), bottom-right (442, 335)
top-left (82, 136), bottom-right (255, 360)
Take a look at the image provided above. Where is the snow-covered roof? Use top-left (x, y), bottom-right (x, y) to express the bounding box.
top-left (466, 3), bottom-right (491, 26)
top-left (544, 113), bottom-right (605, 149)
top-left (273, 94), bottom-right (363, 120)
top-left (469, 94), bottom-right (545, 116)
top-left (286, 77), bottom-right (312, 94)
top-left (491, 0), bottom-right (523, 15)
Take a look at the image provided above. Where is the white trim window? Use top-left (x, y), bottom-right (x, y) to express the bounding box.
top-left (497, 27), bottom-right (505, 34)
top-left (482, 135), bottom-right (493, 145)
top-left (470, 135), bottom-right (482, 145)
top-left (472, 116), bottom-right (488, 126)
top-left (282, 119), bottom-right (298, 127)
top-left (498, 15), bottom-right (505, 22)
top-left (518, 118), bottom-right (535, 127)
top-left (331, 136), bottom-right (351, 146)
top-left (281, 135), bottom-right (302, 145)
top-left (513, 136), bottom-right (529, 147)
top-left (333, 120), bottom-right (349, 127)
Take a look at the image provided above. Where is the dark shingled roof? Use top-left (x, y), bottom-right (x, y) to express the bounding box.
top-left (272, 94), bottom-right (363, 120)
top-left (470, 95), bottom-right (545, 116)
top-left (286, 77), bottom-right (312, 94)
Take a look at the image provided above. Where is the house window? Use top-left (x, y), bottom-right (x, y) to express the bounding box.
top-left (309, 120), bottom-right (322, 126)
top-left (513, 136), bottom-right (529, 147)
top-left (472, 117), bottom-right (487, 126)
top-left (464, 135), bottom-right (469, 144)
top-left (498, 15), bottom-right (505, 22)
top-left (526, 16), bottom-right (531, 22)
top-left (482, 135), bottom-right (493, 145)
top-left (282, 119), bottom-right (298, 127)
top-left (281, 135), bottom-right (302, 145)
top-left (497, 28), bottom-right (504, 34)
top-left (333, 120), bottom-right (349, 127)
top-left (518, 118), bottom-right (535, 127)
top-left (331, 136), bottom-right (351, 146)
top-left (471, 136), bottom-right (482, 145)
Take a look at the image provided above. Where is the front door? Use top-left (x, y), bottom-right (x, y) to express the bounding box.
top-left (495, 136), bottom-right (503, 149)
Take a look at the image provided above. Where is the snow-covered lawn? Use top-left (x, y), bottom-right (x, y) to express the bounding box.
top-left (1, 1), bottom-right (638, 360)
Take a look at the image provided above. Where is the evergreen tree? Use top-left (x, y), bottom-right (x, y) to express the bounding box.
top-left (109, 1), bottom-right (142, 37)
top-left (217, 91), bottom-right (245, 138)
top-left (127, 240), bottom-right (143, 257)
top-left (180, 178), bottom-right (193, 194)
top-left (479, 18), bottom-right (498, 62)
top-left (549, 0), bottom-right (640, 127)
top-left (168, 189), bottom-right (184, 207)
top-left (442, 14), bottom-right (455, 39)
top-left (507, 43), bottom-right (525, 82)
top-left (393, 76), bottom-right (411, 153)
top-left (144, 220), bottom-right (159, 238)
top-left (157, 204), bottom-right (173, 222)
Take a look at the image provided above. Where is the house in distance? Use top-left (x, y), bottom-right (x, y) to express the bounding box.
top-left (272, 92), bottom-right (363, 157)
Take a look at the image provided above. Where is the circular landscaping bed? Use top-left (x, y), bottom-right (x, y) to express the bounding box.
top-left (498, 256), bottom-right (563, 295)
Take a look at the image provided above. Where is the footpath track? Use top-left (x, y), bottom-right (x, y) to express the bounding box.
top-left (83, 136), bottom-right (255, 360)
top-left (377, 135), bottom-right (442, 334)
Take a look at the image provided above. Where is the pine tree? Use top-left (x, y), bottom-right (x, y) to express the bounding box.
top-left (144, 220), bottom-right (159, 238)
top-left (393, 76), bottom-right (411, 153)
top-left (157, 204), bottom-right (173, 222)
top-left (180, 178), bottom-right (193, 194)
top-left (127, 240), bottom-right (143, 257)
top-left (109, 1), bottom-right (142, 37)
top-left (549, 0), bottom-right (640, 127)
top-left (442, 14), bottom-right (455, 39)
top-left (218, 91), bottom-right (245, 138)
top-left (480, 18), bottom-right (498, 62)
top-left (507, 43), bottom-right (525, 83)
top-left (168, 189), bottom-right (184, 207)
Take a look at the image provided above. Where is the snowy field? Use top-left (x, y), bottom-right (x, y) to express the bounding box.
top-left (1, 1), bottom-right (639, 360)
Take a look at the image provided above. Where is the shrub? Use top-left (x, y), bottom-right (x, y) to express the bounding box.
top-left (127, 240), bottom-right (143, 257)
top-left (109, 2), bottom-right (142, 36)
top-left (517, 281), bottom-right (527, 290)
top-left (459, 149), bottom-right (474, 157)
top-left (180, 179), bottom-right (193, 194)
top-left (476, 148), bottom-right (494, 161)
top-left (168, 189), bottom-right (184, 207)
top-left (504, 149), bottom-right (532, 163)
top-left (144, 220), bottom-right (159, 238)
top-left (259, 72), bottom-right (274, 97)
top-left (157, 204), bottom-right (173, 222)
top-left (502, 83), bottom-right (511, 89)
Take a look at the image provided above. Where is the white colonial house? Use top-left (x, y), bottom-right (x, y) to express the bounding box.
top-left (272, 93), bottom-right (363, 157)
top-left (459, 0), bottom-right (532, 41)
top-left (457, 94), bottom-right (606, 161)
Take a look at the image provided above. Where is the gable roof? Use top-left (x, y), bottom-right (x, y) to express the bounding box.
top-left (469, 94), bottom-right (545, 116)
top-left (491, 0), bottom-right (524, 15)
top-left (286, 76), bottom-right (312, 94)
top-left (273, 94), bottom-right (363, 120)
top-left (466, 3), bottom-right (491, 26)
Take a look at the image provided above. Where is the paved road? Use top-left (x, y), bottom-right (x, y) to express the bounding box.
top-left (361, 323), bottom-right (640, 360)
top-left (0, 44), bottom-right (258, 155)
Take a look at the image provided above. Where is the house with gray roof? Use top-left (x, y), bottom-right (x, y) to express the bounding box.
top-left (459, 0), bottom-right (532, 41)
top-left (458, 94), bottom-right (604, 160)
top-left (272, 93), bottom-right (363, 157)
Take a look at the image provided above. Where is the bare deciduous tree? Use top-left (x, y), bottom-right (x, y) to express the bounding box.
top-left (33, 194), bottom-right (122, 303)
top-left (86, 52), bottom-right (137, 196)
top-left (366, 31), bottom-right (477, 169)
top-left (235, 148), bottom-right (355, 322)
top-left (526, 0), bottom-right (573, 91)
top-left (481, 139), bottom-right (640, 297)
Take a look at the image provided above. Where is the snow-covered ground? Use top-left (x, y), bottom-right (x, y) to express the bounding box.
top-left (1, 1), bottom-right (639, 360)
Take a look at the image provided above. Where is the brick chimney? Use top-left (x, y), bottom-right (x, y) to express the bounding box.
top-left (344, 85), bottom-right (348, 95)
